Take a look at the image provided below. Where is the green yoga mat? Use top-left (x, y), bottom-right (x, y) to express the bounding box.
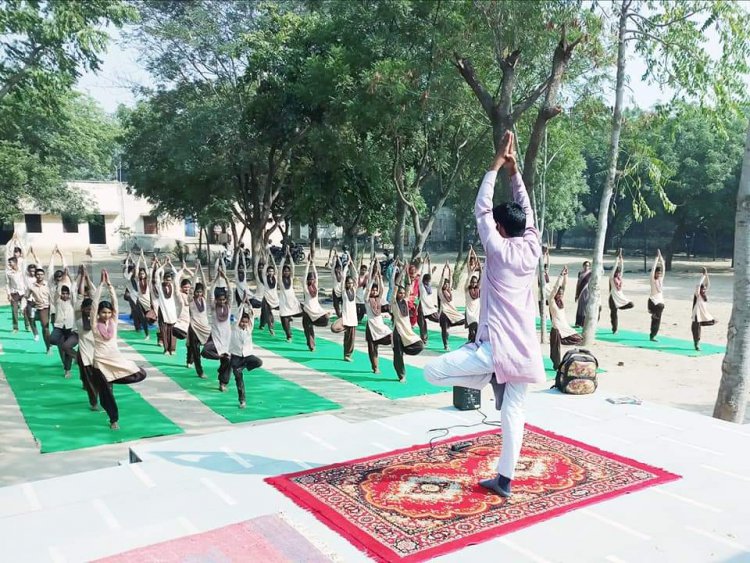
top-left (0, 314), bottom-right (182, 453)
top-left (252, 320), bottom-right (443, 400)
top-left (119, 330), bottom-right (341, 423)
top-left (594, 328), bottom-right (724, 357)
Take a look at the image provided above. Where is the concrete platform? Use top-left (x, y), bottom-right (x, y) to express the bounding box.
top-left (1, 390), bottom-right (749, 562)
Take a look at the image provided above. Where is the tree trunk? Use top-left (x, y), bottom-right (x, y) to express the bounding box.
top-left (452, 222), bottom-right (466, 289)
top-left (713, 122), bottom-right (750, 423)
top-left (197, 227), bottom-right (203, 265)
top-left (556, 229), bottom-right (565, 250)
top-left (665, 221), bottom-right (685, 272)
top-left (309, 218), bottom-right (318, 260)
top-left (394, 197), bottom-right (406, 261)
top-left (370, 234), bottom-right (375, 261)
top-left (583, 0), bottom-right (629, 346)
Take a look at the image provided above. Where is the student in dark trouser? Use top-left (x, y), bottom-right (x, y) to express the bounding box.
top-left (259, 257), bottom-right (279, 335)
top-left (49, 280), bottom-right (78, 378)
top-left (202, 268), bottom-right (233, 386)
top-left (301, 258), bottom-right (330, 351)
top-left (355, 260), bottom-right (369, 322)
top-left (123, 254), bottom-right (149, 337)
top-left (437, 262), bottom-right (465, 351)
top-left (539, 248), bottom-right (551, 318)
top-left (327, 249), bottom-right (344, 319)
top-left (365, 266), bottom-right (392, 373)
top-left (608, 250), bottom-right (634, 334)
top-left (391, 269), bottom-right (424, 382)
top-left (278, 250), bottom-right (303, 342)
top-left (691, 268), bottom-right (716, 351)
top-left (574, 260), bottom-right (592, 328)
top-left (548, 267), bottom-right (584, 369)
top-left (417, 255), bottom-right (440, 344)
top-left (464, 248), bottom-right (481, 343)
top-left (227, 303), bottom-right (264, 408)
top-left (187, 264), bottom-right (211, 378)
top-left (91, 270), bottom-right (147, 429)
top-left (75, 267), bottom-right (99, 409)
top-left (154, 259), bottom-right (179, 355)
top-left (27, 266), bottom-right (52, 352)
top-left (331, 259), bottom-right (358, 360)
top-left (648, 250), bottom-right (666, 341)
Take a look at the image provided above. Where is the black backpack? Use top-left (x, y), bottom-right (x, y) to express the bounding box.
top-left (554, 348), bottom-right (599, 395)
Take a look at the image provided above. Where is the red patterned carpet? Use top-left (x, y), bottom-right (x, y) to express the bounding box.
top-left (267, 425), bottom-right (680, 562)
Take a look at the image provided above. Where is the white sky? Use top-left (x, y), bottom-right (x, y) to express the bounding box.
top-left (74, 24), bottom-right (714, 115)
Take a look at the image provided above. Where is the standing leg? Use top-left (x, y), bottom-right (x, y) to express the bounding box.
top-left (138, 304), bottom-right (150, 337)
top-left (366, 326), bottom-right (378, 373)
top-left (302, 312), bottom-right (315, 351)
top-left (496, 382), bottom-right (529, 479)
top-left (550, 327), bottom-right (561, 370)
top-left (93, 371), bottom-right (119, 426)
top-left (25, 301), bottom-right (37, 337)
top-left (650, 301), bottom-right (664, 341)
top-left (609, 296), bottom-right (618, 334)
top-left (356, 303), bottom-right (365, 322)
top-left (440, 313), bottom-right (450, 350)
top-left (231, 359), bottom-right (247, 407)
top-left (10, 295), bottom-right (20, 331)
top-left (60, 331), bottom-right (78, 375)
top-left (692, 320), bottom-right (701, 350)
top-left (188, 327), bottom-right (205, 377)
top-left (39, 308), bottom-right (51, 351)
top-left (218, 355), bottom-right (232, 389)
top-left (417, 305), bottom-right (428, 344)
top-left (468, 322), bottom-right (477, 343)
top-left (78, 354), bottom-right (98, 409)
top-left (392, 330), bottom-right (405, 381)
top-left (343, 326), bottom-right (354, 360)
top-left (280, 315), bottom-right (292, 341)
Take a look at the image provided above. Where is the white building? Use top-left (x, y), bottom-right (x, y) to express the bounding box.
top-left (1, 181), bottom-right (270, 257)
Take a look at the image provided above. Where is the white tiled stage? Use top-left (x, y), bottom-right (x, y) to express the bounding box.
top-left (1, 391), bottom-right (750, 562)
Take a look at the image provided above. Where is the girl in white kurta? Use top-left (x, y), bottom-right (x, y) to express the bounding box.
top-left (154, 259), bottom-right (179, 354)
top-left (548, 267), bottom-right (583, 369)
top-left (365, 266), bottom-right (392, 374)
top-left (187, 263), bottom-right (211, 378)
top-left (201, 268), bottom-right (233, 385)
top-left (355, 258), bottom-right (369, 322)
top-left (691, 268), bottom-right (716, 351)
top-left (417, 255), bottom-right (440, 344)
top-left (438, 262), bottom-right (465, 351)
top-left (608, 250), bottom-right (634, 334)
top-left (123, 253), bottom-right (149, 337)
top-left (648, 250), bottom-right (666, 341)
top-left (331, 260), bottom-right (359, 361)
top-left (301, 258), bottom-right (330, 351)
top-left (328, 249), bottom-right (344, 319)
top-left (464, 250), bottom-right (481, 343)
top-left (91, 270), bottom-right (147, 429)
top-left (173, 262), bottom-right (194, 342)
top-left (391, 265), bottom-right (424, 382)
top-left (132, 252), bottom-right (154, 339)
top-left (278, 250), bottom-right (303, 342)
top-left (259, 257), bottom-right (279, 335)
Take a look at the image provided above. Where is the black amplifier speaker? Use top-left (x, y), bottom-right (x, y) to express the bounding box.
top-left (452, 386), bottom-right (481, 411)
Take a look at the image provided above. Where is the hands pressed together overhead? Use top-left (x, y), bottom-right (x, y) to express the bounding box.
top-left (489, 131), bottom-right (518, 174)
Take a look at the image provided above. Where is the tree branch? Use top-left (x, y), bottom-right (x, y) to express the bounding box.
top-left (453, 54), bottom-right (495, 117)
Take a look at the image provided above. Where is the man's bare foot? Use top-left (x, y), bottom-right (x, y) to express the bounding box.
top-left (110, 421), bottom-right (120, 430)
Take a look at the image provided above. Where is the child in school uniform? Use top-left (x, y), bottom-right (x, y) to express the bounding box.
top-left (227, 302), bottom-right (263, 409)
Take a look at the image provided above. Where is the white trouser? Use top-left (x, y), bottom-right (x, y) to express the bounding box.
top-left (423, 341), bottom-right (528, 478)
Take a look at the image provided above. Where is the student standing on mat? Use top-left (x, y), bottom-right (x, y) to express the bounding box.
top-left (173, 262), bottom-right (193, 344)
top-left (154, 258), bottom-right (178, 355)
top-left (49, 268), bottom-right (78, 378)
top-left (278, 249), bottom-right (303, 342)
top-left (27, 264), bottom-right (52, 353)
top-left (355, 258), bottom-right (369, 322)
top-left (539, 247), bottom-right (552, 318)
top-left (608, 249), bottom-right (634, 335)
top-left (423, 131), bottom-right (545, 499)
top-left (417, 255), bottom-right (440, 345)
top-left (365, 264), bottom-right (392, 374)
top-left (301, 257), bottom-right (330, 352)
top-left (91, 269), bottom-right (147, 430)
top-left (5, 254), bottom-right (27, 332)
top-left (691, 267), bottom-right (716, 351)
top-left (437, 262), bottom-right (465, 351)
top-left (186, 262), bottom-right (210, 378)
top-left (407, 262), bottom-right (420, 327)
top-left (327, 249), bottom-right (344, 319)
top-left (202, 267), bottom-right (233, 386)
top-left (465, 248), bottom-right (482, 343)
top-left (391, 266), bottom-right (424, 382)
top-left (331, 258), bottom-right (358, 361)
top-left (259, 257), bottom-right (279, 335)
top-left (122, 253), bottom-right (149, 338)
top-left (76, 269), bottom-right (99, 411)
top-left (227, 300), bottom-right (263, 409)
top-left (133, 252), bottom-right (154, 340)
top-left (648, 249), bottom-right (666, 342)
top-left (548, 267), bottom-right (583, 369)
top-left (574, 260), bottom-right (592, 328)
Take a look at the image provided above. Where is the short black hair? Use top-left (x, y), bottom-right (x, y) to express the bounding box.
top-left (194, 282), bottom-right (205, 292)
top-left (492, 202), bottom-right (526, 237)
top-left (81, 298), bottom-right (93, 309)
top-left (35, 268), bottom-right (45, 274)
top-left (13, 247), bottom-right (22, 254)
top-left (180, 279), bottom-right (191, 287)
top-left (60, 285), bottom-right (70, 294)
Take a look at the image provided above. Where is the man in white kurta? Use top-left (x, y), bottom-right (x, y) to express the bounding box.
top-left (424, 132), bottom-right (545, 497)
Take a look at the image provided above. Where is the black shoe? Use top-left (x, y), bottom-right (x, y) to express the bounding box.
top-left (480, 474), bottom-right (511, 498)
